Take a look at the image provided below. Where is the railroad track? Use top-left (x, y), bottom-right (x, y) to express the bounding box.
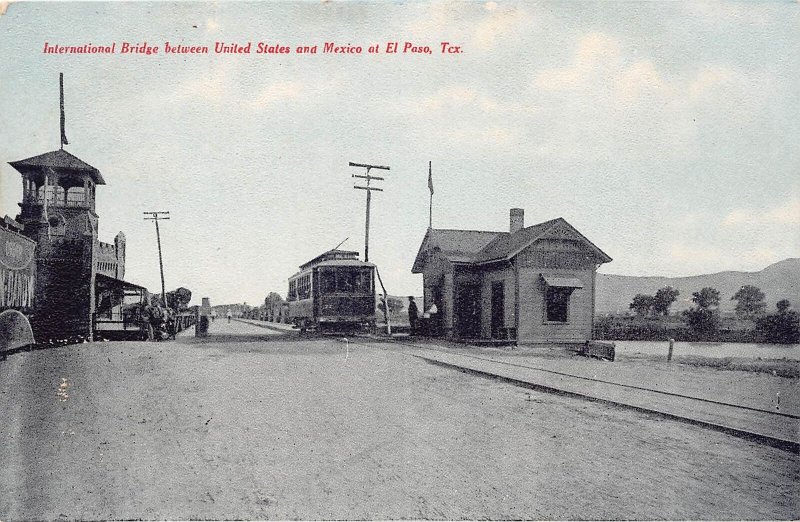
top-left (358, 337), bottom-right (800, 454)
top-left (392, 339), bottom-right (798, 419)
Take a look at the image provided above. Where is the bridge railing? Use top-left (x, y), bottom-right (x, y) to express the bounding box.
top-left (174, 311), bottom-right (197, 334)
top-left (92, 310), bottom-right (197, 339)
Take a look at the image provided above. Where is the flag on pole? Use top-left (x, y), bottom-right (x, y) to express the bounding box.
top-left (428, 161), bottom-right (434, 195)
top-left (428, 161), bottom-right (434, 229)
top-left (60, 73), bottom-right (69, 147)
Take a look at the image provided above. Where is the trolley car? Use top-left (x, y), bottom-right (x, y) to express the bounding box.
top-left (287, 250), bottom-right (376, 333)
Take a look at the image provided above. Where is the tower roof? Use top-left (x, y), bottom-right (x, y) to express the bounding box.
top-left (9, 149), bottom-right (105, 185)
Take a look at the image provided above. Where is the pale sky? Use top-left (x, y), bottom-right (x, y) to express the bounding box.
top-left (1, 1), bottom-right (798, 306)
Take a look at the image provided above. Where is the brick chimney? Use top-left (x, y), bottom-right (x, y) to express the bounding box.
top-left (510, 208), bottom-right (524, 234)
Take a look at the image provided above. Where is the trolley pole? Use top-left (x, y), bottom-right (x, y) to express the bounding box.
top-left (143, 211), bottom-right (170, 307)
top-left (350, 162), bottom-right (389, 262)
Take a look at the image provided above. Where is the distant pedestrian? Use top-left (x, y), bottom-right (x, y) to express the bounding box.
top-left (211, 309), bottom-right (217, 322)
top-left (227, 309), bottom-right (232, 323)
top-left (407, 296), bottom-right (418, 335)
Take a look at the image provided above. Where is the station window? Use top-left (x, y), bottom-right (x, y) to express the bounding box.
top-left (545, 287), bottom-right (572, 323)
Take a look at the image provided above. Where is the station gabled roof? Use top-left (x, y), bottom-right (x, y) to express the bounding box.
top-left (471, 218), bottom-right (561, 264)
top-left (412, 217), bottom-right (612, 273)
top-left (9, 149), bottom-right (105, 185)
top-left (411, 228), bottom-right (502, 273)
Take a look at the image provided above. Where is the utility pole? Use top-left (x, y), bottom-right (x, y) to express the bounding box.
top-left (143, 211), bottom-right (170, 307)
top-left (350, 162), bottom-right (389, 262)
top-left (350, 162), bottom-right (391, 334)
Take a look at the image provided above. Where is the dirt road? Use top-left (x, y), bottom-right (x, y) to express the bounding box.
top-left (1, 326), bottom-right (797, 519)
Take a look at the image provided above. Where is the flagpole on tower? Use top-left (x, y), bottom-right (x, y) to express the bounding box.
top-left (59, 72), bottom-right (69, 149)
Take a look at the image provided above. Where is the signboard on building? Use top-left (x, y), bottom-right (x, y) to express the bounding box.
top-left (0, 226), bottom-right (36, 310)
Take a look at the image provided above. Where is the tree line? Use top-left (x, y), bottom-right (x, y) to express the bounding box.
top-left (623, 285), bottom-right (799, 344)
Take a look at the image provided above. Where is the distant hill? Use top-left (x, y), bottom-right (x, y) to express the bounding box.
top-left (596, 258), bottom-right (800, 315)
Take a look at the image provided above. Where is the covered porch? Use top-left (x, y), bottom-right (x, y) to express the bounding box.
top-left (93, 273), bottom-right (149, 340)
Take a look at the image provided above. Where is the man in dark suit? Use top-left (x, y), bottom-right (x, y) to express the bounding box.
top-left (407, 296), bottom-right (419, 336)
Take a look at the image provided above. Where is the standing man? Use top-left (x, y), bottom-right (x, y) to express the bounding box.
top-left (165, 308), bottom-right (177, 340)
top-left (211, 309), bottom-right (217, 322)
top-left (141, 301), bottom-right (153, 341)
top-left (407, 296), bottom-right (419, 335)
top-left (149, 299), bottom-right (165, 341)
top-left (226, 309), bottom-right (232, 323)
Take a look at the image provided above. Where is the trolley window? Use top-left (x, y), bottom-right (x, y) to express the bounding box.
top-left (354, 269), bottom-right (372, 293)
top-left (336, 271), bottom-right (355, 292)
top-left (288, 274), bottom-right (311, 301)
top-left (320, 270), bottom-right (336, 294)
top-left (297, 274), bottom-right (311, 299)
top-left (317, 267), bottom-right (372, 295)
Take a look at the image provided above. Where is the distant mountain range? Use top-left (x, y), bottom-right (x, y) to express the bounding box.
top-left (596, 258), bottom-right (800, 315)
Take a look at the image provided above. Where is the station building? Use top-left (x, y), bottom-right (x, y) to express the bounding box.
top-left (412, 209), bottom-right (612, 344)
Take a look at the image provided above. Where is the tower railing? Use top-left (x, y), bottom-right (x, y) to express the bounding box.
top-left (23, 196), bottom-right (91, 209)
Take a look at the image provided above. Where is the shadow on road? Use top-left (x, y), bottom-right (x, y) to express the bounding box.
top-left (172, 331), bottom-right (369, 345)
top-left (175, 332), bottom-right (302, 344)
top-left (1, 338), bottom-right (90, 361)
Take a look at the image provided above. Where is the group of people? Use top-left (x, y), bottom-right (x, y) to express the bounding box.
top-left (140, 300), bottom-right (177, 341)
top-left (407, 296), bottom-right (439, 336)
top-left (140, 300), bottom-right (237, 340)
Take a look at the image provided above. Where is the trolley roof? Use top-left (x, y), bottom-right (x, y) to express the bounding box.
top-left (312, 259), bottom-right (375, 268)
top-left (299, 249), bottom-right (365, 270)
top-left (290, 250), bottom-right (375, 279)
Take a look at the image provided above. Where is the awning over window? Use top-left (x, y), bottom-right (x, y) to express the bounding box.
top-left (540, 275), bottom-right (584, 289)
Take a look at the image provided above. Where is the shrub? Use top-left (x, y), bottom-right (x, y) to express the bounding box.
top-left (755, 301), bottom-right (800, 344)
top-left (682, 308), bottom-right (720, 340)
